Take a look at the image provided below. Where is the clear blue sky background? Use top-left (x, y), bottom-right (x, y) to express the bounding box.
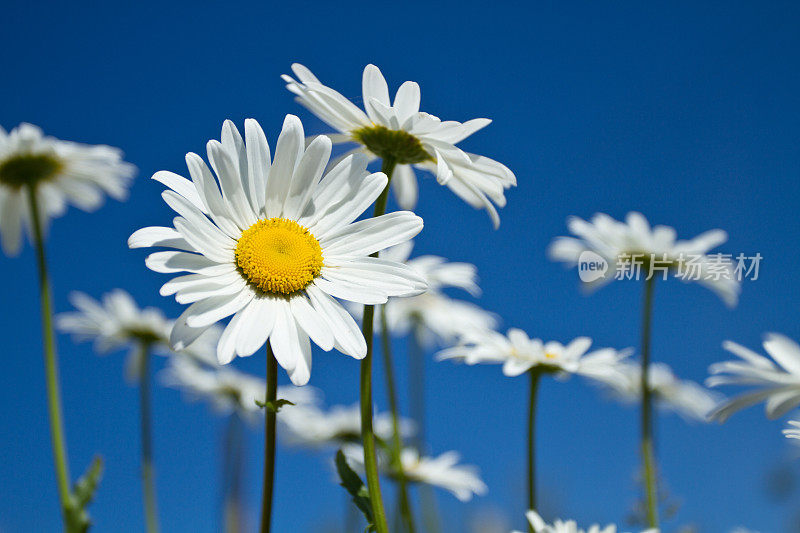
top-left (1, 1), bottom-right (799, 531)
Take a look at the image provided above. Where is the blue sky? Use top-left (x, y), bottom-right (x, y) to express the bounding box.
top-left (2, 1), bottom-right (800, 531)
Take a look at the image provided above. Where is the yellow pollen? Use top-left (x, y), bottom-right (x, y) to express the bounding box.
top-left (235, 218), bottom-right (323, 295)
top-left (545, 352), bottom-right (557, 359)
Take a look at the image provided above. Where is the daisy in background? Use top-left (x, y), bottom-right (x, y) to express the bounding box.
top-left (0, 123), bottom-right (135, 255)
top-left (278, 401), bottom-right (414, 448)
top-left (343, 444), bottom-right (487, 502)
top-left (57, 289), bottom-right (219, 533)
top-left (439, 328), bottom-right (630, 518)
top-left (548, 211), bottom-right (740, 307)
top-left (129, 116), bottom-right (424, 532)
top-left (512, 510), bottom-right (658, 533)
top-left (282, 63), bottom-right (516, 227)
top-left (0, 123), bottom-right (135, 531)
top-left (784, 420), bottom-right (800, 441)
top-left (707, 333), bottom-right (800, 422)
top-left (549, 211), bottom-right (739, 529)
top-left (596, 361), bottom-right (721, 422)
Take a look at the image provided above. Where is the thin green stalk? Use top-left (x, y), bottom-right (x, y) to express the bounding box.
top-left (359, 157), bottom-right (397, 533)
top-left (223, 413), bottom-right (244, 533)
top-left (527, 369), bottom-right (541, 529)
top-left (409, 322), bottom-right (441, 533)
top-left (138, 342), bottom-right (160, 533)
top-left (260, 344), bottom-right (278, 533)
top-left (379, 305), bottom-right (416, 533)
top-left (640, 275), bottom-right (658, 529)
top-left (27, 186), bottom-right (73, 527)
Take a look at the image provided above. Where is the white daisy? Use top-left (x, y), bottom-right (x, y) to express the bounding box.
top-left (282, 64), bottom-right (516, 227)
top-left (55, 289), bottom-right (218, 382)
top-left (343, 444), bottom-right (487, 502)
top-left (707, 333), bottom-right (800, 422)
top-left (548, 211), bottom-right (740, 307)
top-left (0, 123), bottom-right (135, 255)
top-left (783, 420), bottom-right (800, 441)
top-left (350, 241), bottom-right (497, 346)
top-left (129, 116), bottom-right (426, 385)
top-left (278, 401), bottom-right (413, 448)
top-left (438, 328), bottom-right (630, 382)
top-left (597, 361), bottom-right (721, 422)
top-left (161, 355), bottom-right (315, 421)
top-left (512, 510), bottom-right (657, 533)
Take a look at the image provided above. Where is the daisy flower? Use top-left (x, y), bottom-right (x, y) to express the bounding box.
top-left (129, 116), bottom-right (426, 385)
top-left (512, 510), bottom-right (657, 533)
top-left (784, 420), bottom-right (800, 441)
top-left (707, 333), bottom-right (800, 422)
top-left (282, 64), bottom-right (516, 227)
top-left (56, 289), bottom-right (218, 382)
top-left (597, 361), bottom-right (721, 422)
top-left (350, 241), bottom-right (497, 346)
top-left (161, 355), bottom-right (315, 421)
top-left (279, 401), bottom-right (413, 448)
top-left (0, 123), bottom-right (135, 255)
top-left (343, 444), bottom-right (487, 502)
top-left (438, 329), bottom-right (630, 381)
top-left (548, 211), bottom-right (740, 306)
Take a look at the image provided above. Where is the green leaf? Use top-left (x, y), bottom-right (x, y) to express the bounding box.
top-left (254, 398), bottom-right (295, 413)
top-left (64, 455), bottom-right (104, 533)
top-left (335, 450), bottom-right (375, 531)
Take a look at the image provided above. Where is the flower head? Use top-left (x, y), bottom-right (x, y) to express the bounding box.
top-left (129, 116), bottom-right (426, 385)
top-left (282, 64), bottom-right (516, 227)
top-left (161, 354), bottom-right (315, 421)
top-left (438, 328), bottom-right (630, 381)
top-left (548, 211), bottom-right (740, 306)
top-left (707, 333), bottom-right (800, 422)
top-left (278, 401), bottom-right (413, 448)
top-left (350, 241), bottom-right (497, 346)
top-left (343, 444), bottom-right (487, 501)
top-left (0, 123), bottom-right (135, 255)
top-left (56, 289), bottom-right (215, 382)
top-left (512, 510), bottom-right (657, 533)
top-left (597, 361), bottom-right (721, 422)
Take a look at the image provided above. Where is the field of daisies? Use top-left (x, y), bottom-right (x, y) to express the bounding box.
top-left (3, 3), bottom-right (800, 533)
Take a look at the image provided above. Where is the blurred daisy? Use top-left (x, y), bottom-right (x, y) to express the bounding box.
top-left (0, 123), bottom-right (135, 255)
top-left (56, 289), bottom-right (218, 382)
top-left (350, 241), bottom-right (497, 346)
top-left (512, 510), bottom-right (657, 533)
top-left (784, 420), bottom-right (800, 441)
top-left (282, 64), bottom-right (516, 227)
top-left (438, 329), bottom-right (630, 381)
top-left (707, 333), bottom-right (800, 422)
top-left (129, 116), bottom-right (425, 385)
top-left (597, 361), bottom-right (721, 422)
top-left (344, 444), bottom-right (487, 502)
top-left (548, 211), bottom-right (740, 306)
top-left (161, 355), bottom-right (315, 421)
top-left (279, 401), bottom-right (413, 448)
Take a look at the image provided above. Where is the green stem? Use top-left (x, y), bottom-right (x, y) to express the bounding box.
top-left (380, 305), bottom-right (416, 533)
top-left (409, 322), bottom-right (442, 533)
top-left (359, 157), bottom-right (397, 533)
top-left (527, 369), bottom-right (541, 528)
top-left (260, 344), bottom-right (278, 533)
top-left (223, 413), bottom-right (244, 533)
top-left (138, 342), bottom-right (160, 533)
top-left (27, 186), bottom-right (74, 527)
top-left (640, 276), bottom-right (658, 529)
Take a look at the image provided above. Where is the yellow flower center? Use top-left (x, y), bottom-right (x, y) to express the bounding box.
top-left (0, 153), bottom-right (63, 189)
top-left (544, 352), bottom-right (557, 359)
top-left (351, 124), bottom-right (433, 165)
top-left (235, 218), bottom-right (323, 295)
